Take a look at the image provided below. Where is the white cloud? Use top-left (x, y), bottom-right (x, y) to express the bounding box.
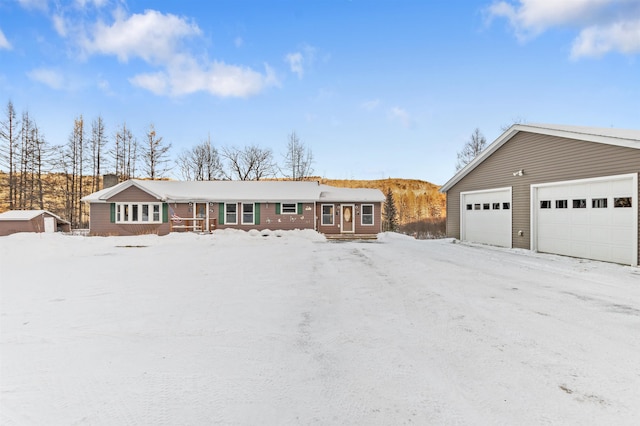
top-left (28, 68), bottom-right (64, 89)
top-left (487, 0), bottom-right (640, 57)
top-left (18, 0), bottom-right (48, 12)
top-left (52, 14), bottom-right (67, 37)
top-left (0, 29), bottom-right (11, 50)
top-left (285, 44), bottom-right (317, 79)
top-left (83, 9), bottom-right (278, 97)
top-left (285, 52), bottom-right (304, 78)
top-left (83, 10), bottom-right (202, 63)
top-left (361, 99), bottom-right (381, 111)
top-left (571, 18), bottom-right (640, 57)
top-left (388, 107), bottom-right (413, 128)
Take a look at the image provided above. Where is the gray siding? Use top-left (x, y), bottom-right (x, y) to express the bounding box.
top-left (445, 132), bottom-right (640, 262)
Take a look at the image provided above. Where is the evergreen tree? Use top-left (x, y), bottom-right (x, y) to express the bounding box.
top-left (382, 187), bottom-right (398, 232)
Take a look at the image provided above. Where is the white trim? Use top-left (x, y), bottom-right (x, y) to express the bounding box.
top-left (530, 173), bottom-right (638, 266)
top-left (225, 203), bottom-right (238, 225)
top-left (460, 187), bottom-right (512, 247)
top-left (115, 202), bottom-right (162, 224)
top-left (441, 124), bottom-right (640, 193)
top-left (341, 204), bottom-right (355, 233)
top-left (321, 204), bottom-right (334, 226)
top-left (361, 204), bottom-right (375, 226)
top-left (193, 202), bottom-right (209, 231)
top-left (281, 202), bottom-right (297, 214)
top-left (241, 202), bottom-right (254, 225)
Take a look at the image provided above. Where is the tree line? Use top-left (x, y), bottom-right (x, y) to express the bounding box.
top-left (0, 100), bottom-right (314, 227)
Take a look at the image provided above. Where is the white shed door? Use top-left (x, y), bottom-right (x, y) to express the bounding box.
top-left (533, 175), bottom-right (637, 265)
top-left (461, 188), bottom-right (512, 248)
top-left (44, 216), bottom-right (55, 233)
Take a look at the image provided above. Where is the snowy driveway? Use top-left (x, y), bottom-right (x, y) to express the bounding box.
top-left (1, 231), bottom-right (640, 425)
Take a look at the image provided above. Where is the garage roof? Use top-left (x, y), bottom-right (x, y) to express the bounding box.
top-left (440, 123), bottom-right (640, 193)
top-left (0, 210), bottom-right (69, 223)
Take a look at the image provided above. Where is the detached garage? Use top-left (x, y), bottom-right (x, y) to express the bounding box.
top-left (0, 210), bottom-right (71, 236)
top-left (440, 124), bottom-right (640, 266)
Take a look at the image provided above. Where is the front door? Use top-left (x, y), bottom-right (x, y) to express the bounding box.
top-left (194, 203), bottom-right (208, 231)
top-left (341, 204), bottom-right (354, 233)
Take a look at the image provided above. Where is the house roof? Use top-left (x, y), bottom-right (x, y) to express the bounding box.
top-left (440, 123), bottom-right (640, 193)
top-left (0, 210), bottom-right (69, 223)
top-left (82, 180), bottom-right (385, 203)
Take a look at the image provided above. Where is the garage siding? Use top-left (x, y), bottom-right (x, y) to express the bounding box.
top-left (446, 132), bottom-right (640, 262)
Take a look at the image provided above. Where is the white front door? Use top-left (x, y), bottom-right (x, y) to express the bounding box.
top-left (460, 188), bottom-right (512, 248)
top-left (44, 216), bottom-right (55, 233)
top-left (532, 174), bottom-right (637, 265)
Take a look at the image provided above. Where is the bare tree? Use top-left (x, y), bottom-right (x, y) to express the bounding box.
top-left (282, 131), bottom-right (313, 180)
top-left (64, 116), bottom-right (86, 227)
top-left (0, 101), bottom-right (19, 209)
top-left (222, 144), bottom-right (276, 180)
top-left (500, 117), bottom-right (527, 132)
top-left (455, 128), bottom-right (487, 171)
top-left (112, 122), bottom-right (137, 180)
top-left (89, 116), bottom-right (107, 192)
top-left (176, 135), bottom-right (224, 181)
top-left (142, 123), bottom-right (171, 180)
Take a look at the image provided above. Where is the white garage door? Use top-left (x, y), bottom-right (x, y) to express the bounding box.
top-left (532, 174), bottom-right (638, 265)
top-left (460, 188), bottom-right (512, 248)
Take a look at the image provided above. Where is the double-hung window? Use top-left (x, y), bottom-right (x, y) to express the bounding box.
top-left (242, 203), bottom-right (254, 225)
top-left (116, 203), bottom-right (162, 223)
top-left (225, 203), bottom-right (237, 224)
top-left (321, 204), bottom-right (334, 226)
top-left (361, 204), bottom-right (374, 225)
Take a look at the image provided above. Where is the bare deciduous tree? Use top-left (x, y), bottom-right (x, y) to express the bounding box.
top-left (112, 122), bottom-right (137, 180)
top-left (142, 123), bottom-right (171, 180)
top-left (222, 145), bottom-right (276, 180)
top-left (89, 116), bottom-right (107, 192)
top-left (176, 135), bottom-right (224, 181)
top-left (0, 100), bottom-right (19, 209)
top-left (455, 128), bottom-right (487, 171)
top-left (281, 131), bottom-right (313, 181)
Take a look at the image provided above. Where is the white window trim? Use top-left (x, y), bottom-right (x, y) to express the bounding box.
top-left (115, 202), bottom-right (162, 224)
top-left (225, 203), bottom-right (238, 225)
top-left (321, 204), bottom-right (334, 226)
top-left (361, 204), bottom-right (374, 226)
top-left (281, 203), bottom-right (297, 214)
top-left (242, 202), bottom-right (254, 225)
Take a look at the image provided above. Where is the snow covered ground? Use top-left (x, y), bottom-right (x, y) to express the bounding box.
top-left (1, 230), bottom-right (639, 425)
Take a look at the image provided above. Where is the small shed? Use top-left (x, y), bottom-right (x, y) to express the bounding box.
top-left (0, 210), bottom-right (71, 236)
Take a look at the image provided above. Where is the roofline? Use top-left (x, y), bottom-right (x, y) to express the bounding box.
top-left (96, 180), bottom-right (165, 202)
top-left (440, 123), bottom-right (640, 193)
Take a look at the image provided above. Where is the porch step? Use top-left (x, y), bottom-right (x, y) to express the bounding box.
top-left (325, 233), bottom-right (378, 241)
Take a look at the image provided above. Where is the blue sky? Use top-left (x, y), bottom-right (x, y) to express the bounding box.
top-left (1, 0), bottom-right (639, 185)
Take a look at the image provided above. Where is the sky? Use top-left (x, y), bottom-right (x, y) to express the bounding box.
top-left (0, 0), bottom-right (639, 185)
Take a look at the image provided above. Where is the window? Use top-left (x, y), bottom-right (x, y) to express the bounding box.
top-left (483, 203), bottom-right (490, 210)
top-left (361, 204), bottom-right (374, 225)
top-left (282, 203), bottom-right (297, 214)
top-left (116, 203), bottom-right (162, 224)
top-left (466, 204), bottom-right (473, 210)
top-left (322, 204), bottom-right (334, 225)
top-left (614, 197), bottom-right (632, 208)
top-left (502, 202), bottom-right (510, 210)
top-left (225, 203), bottom-right (237, 224)
top-left (556, 200), bottom-right (568, 209)
top-left (242, 203), bottom-right (254, 224)
top-left (474, 204), bottom-right (481, 210)
top-left (573, 199), bottom-right (586, 209)
top-left (540, 200), bottom-right (551, 209)
top-left (592, 198), bottom-right (607, 208)
top-left (492, 203), bottom-right (500, 210)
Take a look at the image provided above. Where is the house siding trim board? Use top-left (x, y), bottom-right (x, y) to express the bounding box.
top-left (440, 124), bottom-right (640, 266)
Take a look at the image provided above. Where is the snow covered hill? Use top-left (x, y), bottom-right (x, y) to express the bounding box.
top-left (1, 230), bottom-right (639, 425)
